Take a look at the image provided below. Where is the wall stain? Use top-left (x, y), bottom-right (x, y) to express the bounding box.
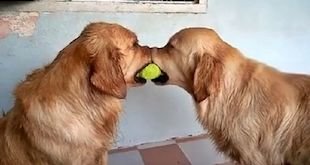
top-left (0, 12), bottom-right (39, 39)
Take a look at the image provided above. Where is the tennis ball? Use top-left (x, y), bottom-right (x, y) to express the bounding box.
top-left (139, 63), bottom-right (161, 80)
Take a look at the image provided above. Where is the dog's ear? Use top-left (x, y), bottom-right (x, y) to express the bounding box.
top-left (89, 45), bottom-right (127, 99)
top-left (193, 54), bottom-right (222, 102)
top-left (81, 23), bottom-right (127, 99)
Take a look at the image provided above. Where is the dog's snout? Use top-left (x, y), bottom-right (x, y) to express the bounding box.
top-left (142, 45), bottom-right (151, 49)
top-left (151, 47), bottom-right (159, 56)
top-left (139, 46), bottom-right (152, 63)
top-left (140, 46), bottom-right (151, 54)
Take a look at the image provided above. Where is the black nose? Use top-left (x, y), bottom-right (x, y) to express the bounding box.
top-left (134, 76), bottom-right (147, 84)
top-left (134, 63), bottom-right (151, 84)
top-left (151, 71), bottom-right (169, 85)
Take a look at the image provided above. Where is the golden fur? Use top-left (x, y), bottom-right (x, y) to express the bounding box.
top-left (0, 22), bottom-right (151, 165)
top-left (152, 27), bottom-right (310, 165)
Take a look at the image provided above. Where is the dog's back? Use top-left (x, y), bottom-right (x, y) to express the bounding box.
top-left (0, 116), bottom-right (8, 164)
top-left (199, 58), bottom-right (310, 165)
top-left (0, 115), bottom-right (6, 140)
top-left (236, 64), bottom-right (310, 165)
top-left (284, 74), bottom-right (310, 165)
top-left (240, 64), bottom-right (310, 165)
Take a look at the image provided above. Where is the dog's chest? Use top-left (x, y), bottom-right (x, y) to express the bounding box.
top-left (196, 98), bottom-right (229, 131)
top-left (195, 99), bottom-right (240, 158)
top-left (26, 100), bottom-right (121, 164)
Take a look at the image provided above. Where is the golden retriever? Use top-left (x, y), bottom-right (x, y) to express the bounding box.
top-left (0, 22), bottom-right (151, 165)
top-left (151, 27), bottom-right (310, 165)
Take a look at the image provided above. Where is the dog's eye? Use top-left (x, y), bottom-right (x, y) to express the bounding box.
top-left (133, 41), bottom-right (139, 47)
top-left (166, 43), bottom-right (174, 49)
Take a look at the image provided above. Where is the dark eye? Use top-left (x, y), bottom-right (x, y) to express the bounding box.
top-left (133, 41), bottom-right (139, 47)
top-left (166, 43), bottom-right (174, 49)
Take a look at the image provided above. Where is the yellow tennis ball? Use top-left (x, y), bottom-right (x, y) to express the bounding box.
top-left (139, 63), bottom-right (161, 80)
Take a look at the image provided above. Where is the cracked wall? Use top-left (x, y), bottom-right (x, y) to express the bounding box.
top-left (0, 12), bottom-right (39, 38)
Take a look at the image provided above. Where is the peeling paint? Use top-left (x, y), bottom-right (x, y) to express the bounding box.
top-left (0, 20), bottom-right (10, 39)
top-left (0, 12), bottom-right (39, 38)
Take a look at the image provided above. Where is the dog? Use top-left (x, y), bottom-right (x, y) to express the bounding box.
top-left (151, 27), bottom-right (310, 165)
top-left (0, 22), bottom-right (151, 165)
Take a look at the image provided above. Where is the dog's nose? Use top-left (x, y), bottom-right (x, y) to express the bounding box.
top-left (140, 46), bottom-right (152, 62)
top-left (151, 47), bottom-right (159, 56)
top-left (141, 46), bottom-right (151, 54)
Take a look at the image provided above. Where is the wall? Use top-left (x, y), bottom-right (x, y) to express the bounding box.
top-left (1, 0), bottom-right (310, 147)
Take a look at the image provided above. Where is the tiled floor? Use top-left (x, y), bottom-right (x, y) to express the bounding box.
top-left (108, 135), bottom-right (232, 165)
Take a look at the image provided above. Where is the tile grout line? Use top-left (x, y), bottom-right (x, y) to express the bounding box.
top-left (137, 139), bottom-right (176, 150)
top-left (109, 138), bottom-right (231, 165)
top-left (175, 143), bottom-right (193, 165)
top-left (137, 149), bottom-right (146, 165)
top-left (176, 143), bottom-right (193, 165)
top-left (138, 143), bottom-right (192, 165)
top-left (110, 133), bottom-right (208, 154)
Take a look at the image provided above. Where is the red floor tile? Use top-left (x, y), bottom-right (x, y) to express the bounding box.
top-left (139, 144), bottom-right (191, 165)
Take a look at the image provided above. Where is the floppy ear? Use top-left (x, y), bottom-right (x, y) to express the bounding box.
top-left (90, 47), bottom-right (127, 99)
top-left (193, 54), bottom-right (222, 102)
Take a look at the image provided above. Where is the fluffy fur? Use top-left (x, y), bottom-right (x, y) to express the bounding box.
top-left (152, 27), bottom-right (310, 165)
top-left (0, 22), bottom-right (151, 165)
